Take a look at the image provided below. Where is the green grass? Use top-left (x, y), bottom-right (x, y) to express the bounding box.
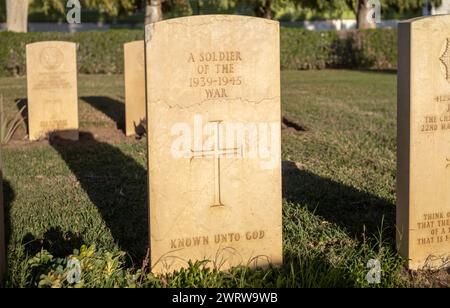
top-left (0, 70), bottom-right (437, 288)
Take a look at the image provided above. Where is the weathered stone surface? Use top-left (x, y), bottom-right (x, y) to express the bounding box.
top-left (146, 15), bottom-right (282, 273)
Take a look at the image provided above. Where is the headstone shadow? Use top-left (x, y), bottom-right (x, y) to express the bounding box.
top-left (22, 227), bottom-right (84, 258)
top-left (282, 161), bottom-right (395, 240)
top-left (49, 131), bottom-right (148, 261)
top-left (81, 96), bottom-right (125, 131)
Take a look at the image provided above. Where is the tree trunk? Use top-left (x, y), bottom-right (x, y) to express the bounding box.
top-left (255, 0), bottom-right (273, 19)
top-left (145, 0), bottom-right (163, 25)
top-left (6, 0), bottom-right (28, 33)
top-left (357, 0), bottom-right (376, 29)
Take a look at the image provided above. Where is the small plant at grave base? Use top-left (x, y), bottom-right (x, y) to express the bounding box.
top-left (134, 118), bottom-right (147, 139)
top-left (27, 245), bottom-right (142, 288)
top-left (0, 96), bottom-right (26, 144)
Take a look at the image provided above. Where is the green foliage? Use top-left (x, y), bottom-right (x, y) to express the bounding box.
top-left (0, 28), bottom-right (397, 77)
top-left (340, 29), bottom-right (397, 69)
top-left (0, 30), bottom-right (143, 76)
top-left (0, 96), bottom-right (25, 144)
top-left (20, 236), bottom-right (405, 288)
top-left (296, 0), bottom-right (442, 15)
top-left (26, 245), bottom-right (141, 288)
top-left (281, 28), bottom-right (339, 69)
top-left (281, 28), bottom-right (397, 70)
top-left (0, 0), bottom-right (5, 22)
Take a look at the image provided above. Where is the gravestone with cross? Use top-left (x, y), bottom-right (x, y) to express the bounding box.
top-left (145, 15), bottom-right (282, 273)
top-left (397, 15), bottom-right (450, 270)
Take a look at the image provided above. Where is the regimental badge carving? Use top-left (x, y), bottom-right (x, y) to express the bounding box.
top-left (39, 47), bottom-right (64, 71)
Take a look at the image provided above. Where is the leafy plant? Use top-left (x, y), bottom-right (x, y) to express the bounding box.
top-left (0, 96), bottom-right (26, 144)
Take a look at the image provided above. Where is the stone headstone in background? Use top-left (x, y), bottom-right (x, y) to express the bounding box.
top-left (146, 15), bottom-right (282, 274)
top-left (26, 41), bottom-right (79, 141)
top-left (124, 40), bottom-right (146, 136)
top-left (397, 15), bottom-right (450, 270)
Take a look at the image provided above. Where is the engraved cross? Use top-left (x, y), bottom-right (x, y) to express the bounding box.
top-left (191, 121), bottom-right (242, 207)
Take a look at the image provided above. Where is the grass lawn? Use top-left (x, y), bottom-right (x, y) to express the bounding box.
top-left (0, 70), bottom-right (448, 288)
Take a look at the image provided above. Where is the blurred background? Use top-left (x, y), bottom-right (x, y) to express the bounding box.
top-left (0, 0), bottom-right (449, 32)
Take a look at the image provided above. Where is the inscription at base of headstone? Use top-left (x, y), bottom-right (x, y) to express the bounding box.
top-left (146, 15), bottom-right (283, 274)
top-left (26, 41), bottom-right (79, 141)
top-left (124, 41), bottom-right (146, 136)
top-left (397, 15), bottom-right (450, 270)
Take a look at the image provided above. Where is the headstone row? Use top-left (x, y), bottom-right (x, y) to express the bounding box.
top-left (26, 40), bottom-right (148, 141)
top-left (17, 14), bottom-right (450, 275)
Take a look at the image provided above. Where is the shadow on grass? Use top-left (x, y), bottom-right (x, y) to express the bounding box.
top-left (48, 130), bottom-right (148, 262)
top-left (1, 180), bottom-right (14, 285)
top-left (282, 161), bottom-right (395, 239)
top-left (22, 228), bottom-right (84, 258)
top-left (2, 180), bottom-right (15, 246)
top-left (81, 96), bottom-right (125, 131)
top-left (354, 69), bottom-right (397, 75)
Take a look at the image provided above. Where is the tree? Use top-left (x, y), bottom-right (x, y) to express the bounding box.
top-left (6, 0), bottom-right (29, 32)
top-left (145, 0), bottom-right (163, 24)
top-left (238, 0), bottom-right (275, 19)
top-left (36, 0), bottom-right (137, 17)
top-left (35, 0), bottom-right (164, 24)
top-left (297, 0), bottom-right (442, 29)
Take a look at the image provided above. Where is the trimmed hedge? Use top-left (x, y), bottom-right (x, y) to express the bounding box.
top-left (0, 28), bottom-right (397, 77)
top-left (0, 30), bottom-right (144, 76)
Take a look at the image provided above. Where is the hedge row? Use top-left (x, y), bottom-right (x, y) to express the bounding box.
top-left (280, 28), bottom-right (397, 70)
top-left (0, 28), bottom-right (397, 77)
top-left (0, 30), bottom-right (144, 76)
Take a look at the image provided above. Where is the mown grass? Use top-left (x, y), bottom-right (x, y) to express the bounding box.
top-left (0, 70), bottom-right (434, 288)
